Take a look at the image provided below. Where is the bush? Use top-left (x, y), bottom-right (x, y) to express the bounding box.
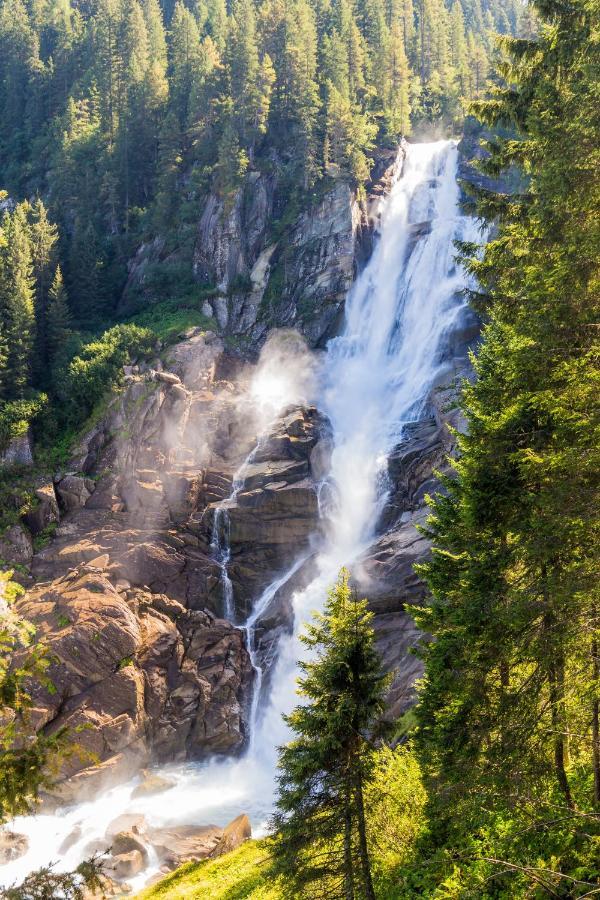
top-left (0, 395), bottom-right (47, 452)
top-left (55, 324), bottom-right (155, 428)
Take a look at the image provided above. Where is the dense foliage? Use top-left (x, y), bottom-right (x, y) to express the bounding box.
top-left (411, 0), bottom-right (600, 893)
top-left (0, 0), bottom-right (531, 322)
top-left (0, 0), bottom-right (534, 458)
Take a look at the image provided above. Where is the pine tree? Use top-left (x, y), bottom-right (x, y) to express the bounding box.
top-left (46, 266), bottom-right (72, 373)
top-left (415, 0), bottom-right (600, 884)
top-left (0, 206), bottom-right (36, 400)
top-left (27, 199), bottom-right (58, 383)
top-left (271, 570), bottom-right (388, 900)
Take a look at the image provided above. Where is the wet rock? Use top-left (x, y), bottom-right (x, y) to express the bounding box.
top-left (106, 814), bottom-right (147, 840)
top-left (131, 771), bottom-right (176, 799)
top-left (0, 830), bottom-right (28, 864)
top-left (148, 824), bottom-right (222, 868)
top-left (110, 830), bottom-right (149, 860)
top-left (107, 849), bottom-right (144, 879)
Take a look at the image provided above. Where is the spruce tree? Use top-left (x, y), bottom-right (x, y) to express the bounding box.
top-left (0, 206), bottom-right (36, 400)
top-left (271, 570), bottom-right (388, 900)
top-left (46, 266), bottom-right (72, 374)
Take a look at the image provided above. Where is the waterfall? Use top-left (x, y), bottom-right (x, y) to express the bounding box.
top-left (0, 139), bottom-right (481, 889)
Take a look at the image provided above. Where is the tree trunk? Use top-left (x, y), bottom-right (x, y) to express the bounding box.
top-left (343, 784), bottom-right (355, 900)
top-left (548, 659), bottom-right (573, 809)
top-left (592, 603), bottom-right (600, 806)
top-left (354, 768), bottom-right (376, 900)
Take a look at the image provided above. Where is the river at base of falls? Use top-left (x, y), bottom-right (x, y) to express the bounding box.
top-left (0, 138), bottom-right (481, 891)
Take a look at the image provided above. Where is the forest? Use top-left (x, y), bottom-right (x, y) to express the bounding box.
top-left (0, 0), bottom-right (531, 450)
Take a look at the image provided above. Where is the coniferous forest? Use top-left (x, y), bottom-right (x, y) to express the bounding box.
top-left (0, 0), bottom-right (598, 896)
top-left (0, 0), bottom-right (526, 445)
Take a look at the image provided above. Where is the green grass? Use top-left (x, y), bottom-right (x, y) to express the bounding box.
top-left (124, 296), bottom-right (217, 345)
top-left (136, 841), bottom-right (281, 900)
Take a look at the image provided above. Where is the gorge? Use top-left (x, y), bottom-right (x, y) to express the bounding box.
top-left (0, 138), bottom-right (481, 892)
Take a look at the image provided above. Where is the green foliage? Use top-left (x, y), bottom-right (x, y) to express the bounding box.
top-left (0, 857), bottom-right (106, 900)
top-left (412, 0), bottom-right (600, 893)
top-left (0, 573), bottom-right (66, 821)
top-left (125, 295), bottom-right (216, 344)
top-left (0, 396), bottom-right (46, 453)
top-left (271, 570), bottom-right (389, 899)
top-left (54, 323), bottom-right (155, 428)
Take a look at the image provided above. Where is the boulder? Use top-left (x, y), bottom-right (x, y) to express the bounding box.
top-left (56, 474), bottom-right (96, 511)
top-left (110, 830), bottom-right (149, 861)
top-left (106, 849), bottom-right (144, 879)
top-left (0, 524), bottom-right (33, 567)
top-left (211, 814), bottom-right (252, 858)
top-left (0, 830), bottom-right (28, 864)
top-left (24, 482), bottom-right (60, 535)
top-left (148, 824), bottom-right (222, 869)
top-left (131, 772), bottom-right (176, 799)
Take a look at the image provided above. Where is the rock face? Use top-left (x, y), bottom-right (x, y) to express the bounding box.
top-left (121, 151), bottom-right (398, 352)
top-left (353, 362), bottom-right (474, 721)
top-left (16, 330), bottom-right (326, 797)
top-left (0, 431), bottom-right (33, 469)
top-left (19, 570), bottom-right (252, 800)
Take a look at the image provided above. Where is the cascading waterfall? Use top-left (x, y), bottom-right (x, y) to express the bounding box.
top-left (0, 139), bottom-right (481, 890)
top-left (209, 448), bottom-right (259, 621)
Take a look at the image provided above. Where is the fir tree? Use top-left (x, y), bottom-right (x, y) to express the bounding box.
top-left (271, 570), bottom-right (389, 900)
top-left (0, 206), bottom-right (36, 400)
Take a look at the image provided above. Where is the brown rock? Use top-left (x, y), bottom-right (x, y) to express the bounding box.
top-left (24, 482), bottom-right (60, 535)
top-left (111, 830), bottom-right (148, 861)
top-left (211, 814), bottom-right (251, 858)
top-left (148, 824), bottom-right (222, 868)
top-left (131, 772), bottom-right (176, 799)
top-left (107, 849), bottom-right (144, 879)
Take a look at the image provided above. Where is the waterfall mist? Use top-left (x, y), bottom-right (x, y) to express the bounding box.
top-left (0, 139), bottom-right (481, 890)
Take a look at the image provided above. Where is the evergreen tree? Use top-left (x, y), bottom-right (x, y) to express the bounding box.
top-left (27, 198), bottom-right (58, 382)
top-left (0, 206), bottom-right (36, 400)
top-left (45, 265), bottom-right (72, 374)
top-left (271, 570), bottom-right (389, 900)
top-left (415, 0), bottom-right (600, 889)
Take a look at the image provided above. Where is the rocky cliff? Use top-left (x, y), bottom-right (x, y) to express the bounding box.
top-left (122, 149), bottom-right (397, 351)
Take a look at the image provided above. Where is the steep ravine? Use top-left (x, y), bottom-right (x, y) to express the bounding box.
top-left (0, 139), bottom-right (481, 891)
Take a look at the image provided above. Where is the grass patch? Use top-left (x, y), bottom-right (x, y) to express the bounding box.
top-left (125, 296), bottom-right (217, 345)
top-left (136, 841), bottom-right (280, 900)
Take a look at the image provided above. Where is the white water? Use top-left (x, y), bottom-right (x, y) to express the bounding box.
top-left (0, 139), bottom-right (480, 889)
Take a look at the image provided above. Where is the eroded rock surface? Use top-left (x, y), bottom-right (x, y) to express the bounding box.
top-left (16, 330), bottom-right (325, 797)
